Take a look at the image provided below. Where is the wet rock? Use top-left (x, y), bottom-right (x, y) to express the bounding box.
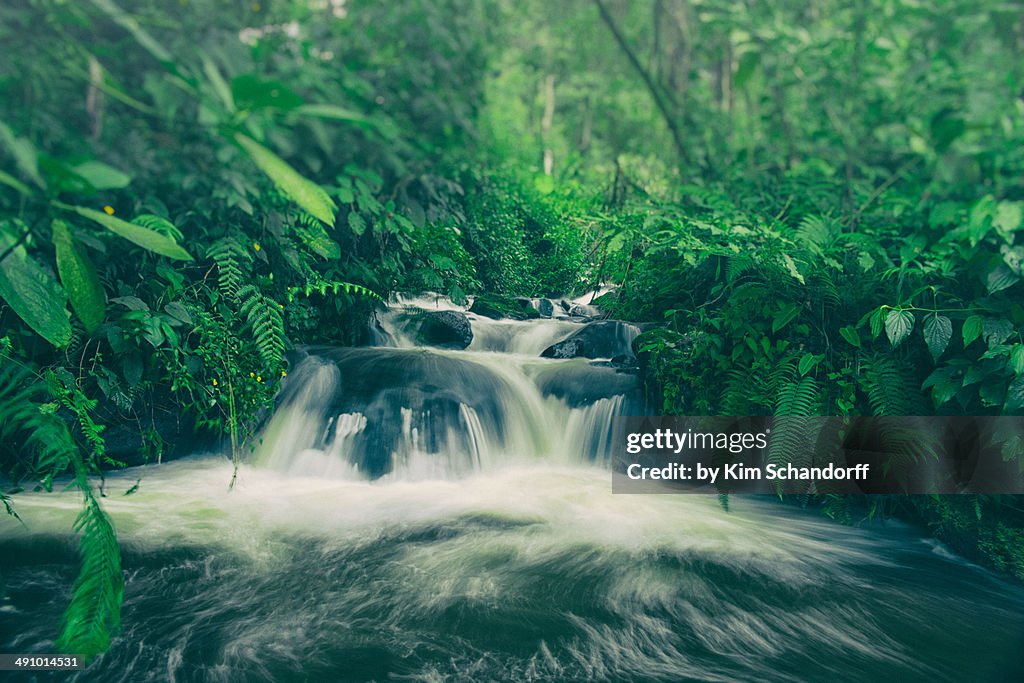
top-left (538, 298), bottom-right (555, 317)
top-left (417, 310), bottom-right (473, 349)
top-left (541, 321), bottom-right (641, 360)
top-left (542, 338), bottom-right (586, 359)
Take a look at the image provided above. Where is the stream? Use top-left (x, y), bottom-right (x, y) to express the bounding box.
top-left (1, 296), bottom-right (1023, 682)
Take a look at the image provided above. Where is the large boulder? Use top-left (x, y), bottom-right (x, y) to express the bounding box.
top-left (417, 310), bottom-right (473, 349)
top-left (541, 320), bottom-right (641, 360)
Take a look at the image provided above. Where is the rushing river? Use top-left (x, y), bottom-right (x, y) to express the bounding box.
top-left (2, 297), bottom-right (1023, 682)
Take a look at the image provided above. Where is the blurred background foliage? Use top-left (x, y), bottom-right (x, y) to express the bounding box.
top-left (1, 0), bottom-right (1024, 658)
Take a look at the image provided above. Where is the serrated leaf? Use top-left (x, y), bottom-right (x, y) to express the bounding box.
top-left (0, 230), bottom-right (72, 347)
top-left (923, 314), bottom-right (952, 361)
top-left (347, 211), bottom-right (366, 236)
top-left (839, 325), bottom-right (861, 348)
top-left (52, 220), bottom-right (105, 333)
top-left (885, 309), bottom-right (914, 347)
top-left (71, 206), bottom-right (192, 260)
top-left (963, 315), bottom-right (983, 346)
top-left (72, 161), bottom-right (131, 190)
top-left (234, 133), bottom-right (336, 226)
top-left (985, 263), bottom-right (1019, 293)
top-left (983, 318), bottom-right (1015, 348)
top-left (294, 220), bottom-right (341, 259)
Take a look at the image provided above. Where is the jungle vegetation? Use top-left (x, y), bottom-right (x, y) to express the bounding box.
top-left (1, 0), bottom-right (1023, 660)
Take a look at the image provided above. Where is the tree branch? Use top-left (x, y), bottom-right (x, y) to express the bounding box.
top-left (592, 0), bottom-right (687, 164)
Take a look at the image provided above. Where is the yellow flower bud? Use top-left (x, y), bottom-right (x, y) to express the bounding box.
top-left (212, 378), bottom-right (218, 386)
top-left (103, 205), bottom-right (115, 215)
top-left (253, 242), bottom-right (261, 251)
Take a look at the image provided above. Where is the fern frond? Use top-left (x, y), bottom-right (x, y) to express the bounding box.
top-left (287, 279), bottom-right (384, 303)
top-left (55, 468), bottom-right (123, 662)
top-left (861, 354), bottom-right (923, 416)
top-left (205, 237), bottom-right (251, 301)
top-left (238, 285), bottom-right (286, 369)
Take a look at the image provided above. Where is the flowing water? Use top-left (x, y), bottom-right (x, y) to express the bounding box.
top-left (2, 298), bottom-right (1023, 682)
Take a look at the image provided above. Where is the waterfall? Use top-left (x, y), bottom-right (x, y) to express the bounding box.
top-left (255, 298), bottom-right (641, 480)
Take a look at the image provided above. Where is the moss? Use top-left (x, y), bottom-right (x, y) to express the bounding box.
top-left (469, 293), bottom-right (539, 320)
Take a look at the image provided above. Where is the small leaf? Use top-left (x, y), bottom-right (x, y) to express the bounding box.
top-left (963, 315), bottom-right (983, 346)
top-left (885, 309), bottom-right (915, 347)
top-left (923, 314), bottom-right (952, 362)
top-left (0, 229), bottom-right (72, 347)
top-left (53, 220), bottom-right (106, 333)
top-left (235, 133), bottom-right (336, 226)
top-left (839, 325), bottom-right (861, 348)
top-left (71, 206), bottom-right (192, 260)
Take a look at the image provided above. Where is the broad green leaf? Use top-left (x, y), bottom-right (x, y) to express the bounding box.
top-left (232, 75), bottom-right (303, 111)
top-left (923, 314), bottom-right (952, 361)
top-left (985, 263), bottom-right (1019, 294)
top-left (53, 220), bottom-right (106, 333)
top-left (71, 206), bottom-right (192, 260)
top-left (72, 161), bottom-right (131, 190)
top-left (0, 230), bottom-right (72, 347)
top-left (1011, 344), bottom-right (1024, 376)
top-left (963, 315), bottom-right (983, 346)
top-left (869, 307), bottom-right (886, 339)
top-left (994, 201), bottom-right (1022, 233)
top-left (885, 309), bottom-right (914, 347)
top-left (983, 318), bottom-right (1015, 348)
top-left (235, 133), bottom-right (336, 226)
top-left (839, 325), bottom-right (861, 348)
top-left (772, 302), bottom-right (801, 333)
top-left (798, 354), bottom-right (819, 376)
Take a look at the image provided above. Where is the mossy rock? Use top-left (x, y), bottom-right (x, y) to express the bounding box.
top-left (469, 293), bottom-right (540, 320)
